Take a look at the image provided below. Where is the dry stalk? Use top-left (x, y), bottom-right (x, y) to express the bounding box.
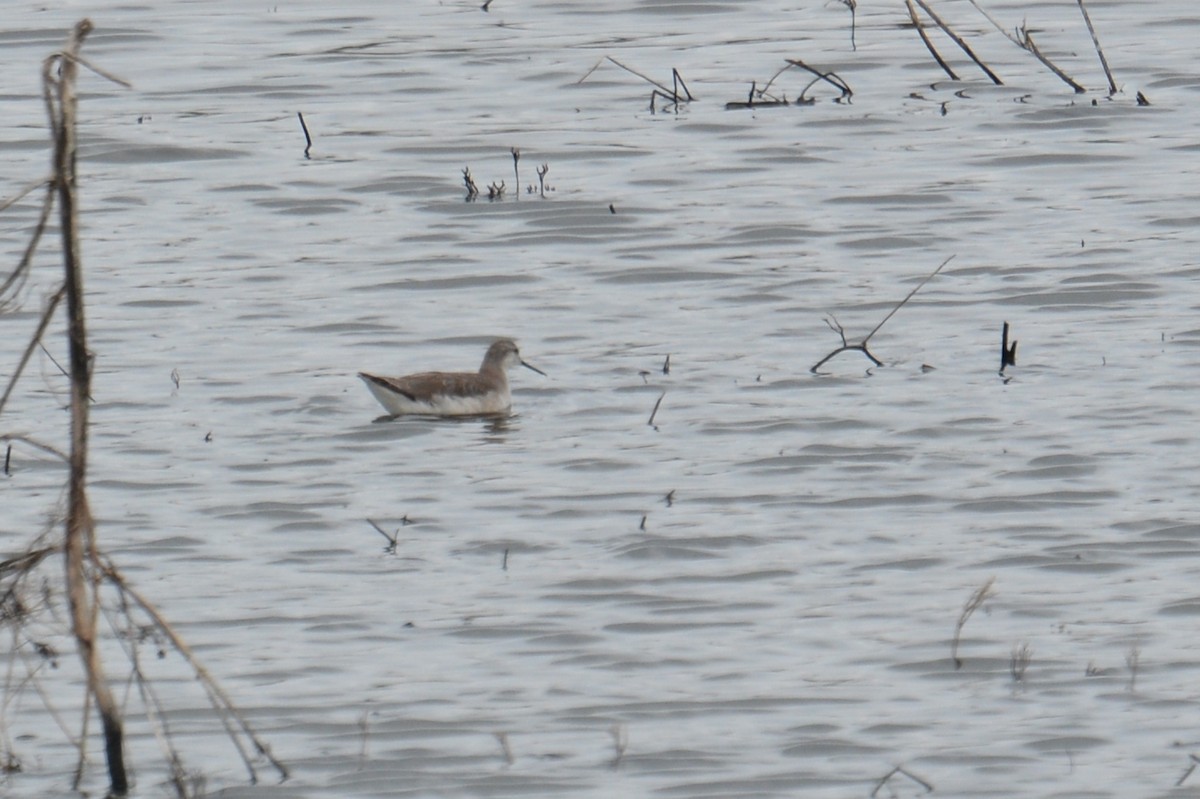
top-left (909, 0), bottom-right (1003, 85)
top-left (1076, 0), bottom-right (1117, 95)
top-left (1, 20), bottom-right (286, 796)
top-left (905, 0), bottom-right (958, 81)
top-left (951, 576), bottom-right (995, 669)
top-left (963, 0), bottom-right (1084, 92)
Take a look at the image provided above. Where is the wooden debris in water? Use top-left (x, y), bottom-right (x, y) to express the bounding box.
top-left (811, 255), bottom-right (954, 374)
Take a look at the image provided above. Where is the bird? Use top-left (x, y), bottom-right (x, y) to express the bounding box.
top-left (358, 338), bottom-right (545, 416)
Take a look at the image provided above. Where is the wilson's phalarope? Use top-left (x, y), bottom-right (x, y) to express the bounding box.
top-left (359, 338), bottom-right (546, 416)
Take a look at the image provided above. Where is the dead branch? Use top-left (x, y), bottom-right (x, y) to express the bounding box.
top-left (811, 255), bottom-right (954, 373)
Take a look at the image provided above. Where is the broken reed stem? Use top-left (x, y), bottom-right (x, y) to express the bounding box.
top-left (1076, 0), bottom-right (1117, 95)
top-left (905, 0), bottom-right (958, 81)
top-left (911, 0), bottom-right (1003, 85)
top-left (951, 576), bottom-right (995, 669)
top-left (1018, 29), bottom-right (1086, 93)
top-left (962, 0), bottom-right (1085, 92)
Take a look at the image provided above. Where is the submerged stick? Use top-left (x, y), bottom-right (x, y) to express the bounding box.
top-left (963, 0), bottom-right (1084, 92)
top-left (811, 255), bottom-right (955, 373)
top-left (1077, 0), bottom-right (1117, 95)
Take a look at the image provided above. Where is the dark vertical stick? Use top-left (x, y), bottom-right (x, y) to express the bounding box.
top-left (297, 112), bottom-right (312, 159)
top-left (4, 444), bottom-right (10, 476)
top-left (1077, 0), bottom-right (1117, 95)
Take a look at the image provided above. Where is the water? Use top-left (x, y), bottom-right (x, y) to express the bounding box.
top-left (2, 1), bottom-right (1200, 797)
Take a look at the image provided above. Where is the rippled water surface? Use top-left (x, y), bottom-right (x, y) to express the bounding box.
top-left (3, 1), bottom-right (1200, 797)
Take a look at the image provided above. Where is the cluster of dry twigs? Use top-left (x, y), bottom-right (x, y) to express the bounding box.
top-left (0, 20), bottom-right (285, 798)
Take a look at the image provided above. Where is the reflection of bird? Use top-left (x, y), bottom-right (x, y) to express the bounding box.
top-left (359, 339), bottom-right (545, 416)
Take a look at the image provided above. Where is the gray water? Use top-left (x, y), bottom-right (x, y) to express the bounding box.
top-left (2, 1), bottom-right (1200, 797)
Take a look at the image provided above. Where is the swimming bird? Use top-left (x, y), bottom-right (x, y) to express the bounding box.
top-left (358, 338), bottom-right (545, 416)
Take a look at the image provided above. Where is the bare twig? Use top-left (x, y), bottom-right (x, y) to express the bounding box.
top-left (961, 0), bottom-right (1085, 92)
top-left (578, 57), bottom-right (694, 104)
top-left (1017, 28), bottom-right (1087, 93)
top-left (911, 0), bottom-right (1004, 85)
top-left (905, 0), bottom-right (959, 81)
top-left (811, 255), bottom-right (954, 373)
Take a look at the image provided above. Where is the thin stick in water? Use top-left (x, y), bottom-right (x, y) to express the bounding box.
top-left (297, 111), bottom-right (312, 159)
top-left (1077, 0), bottom-right (1117, 95)
top-left (648, 391), bottom-right (665, 427)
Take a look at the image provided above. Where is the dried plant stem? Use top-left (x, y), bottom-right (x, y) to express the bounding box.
top-left (910, 0), bottom-right (1003, 85)
top-left (44, 19), bottom-right (130, 796)
top-left (1076, 0), bottom-right (1117, 95)
top-left (905, 0), bottom-right (958, 81)
top-left (951, 576), bottom-right (995, 669)
top-left (962, 0), bottom-right (1084, 92)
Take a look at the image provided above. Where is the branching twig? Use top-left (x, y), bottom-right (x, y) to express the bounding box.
top-left (811, 255), bottom-right (954, 373)
top-left (578, 57), bottom-right (694, 109)
top-left (962, 0), bottom-right (1084, 92)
